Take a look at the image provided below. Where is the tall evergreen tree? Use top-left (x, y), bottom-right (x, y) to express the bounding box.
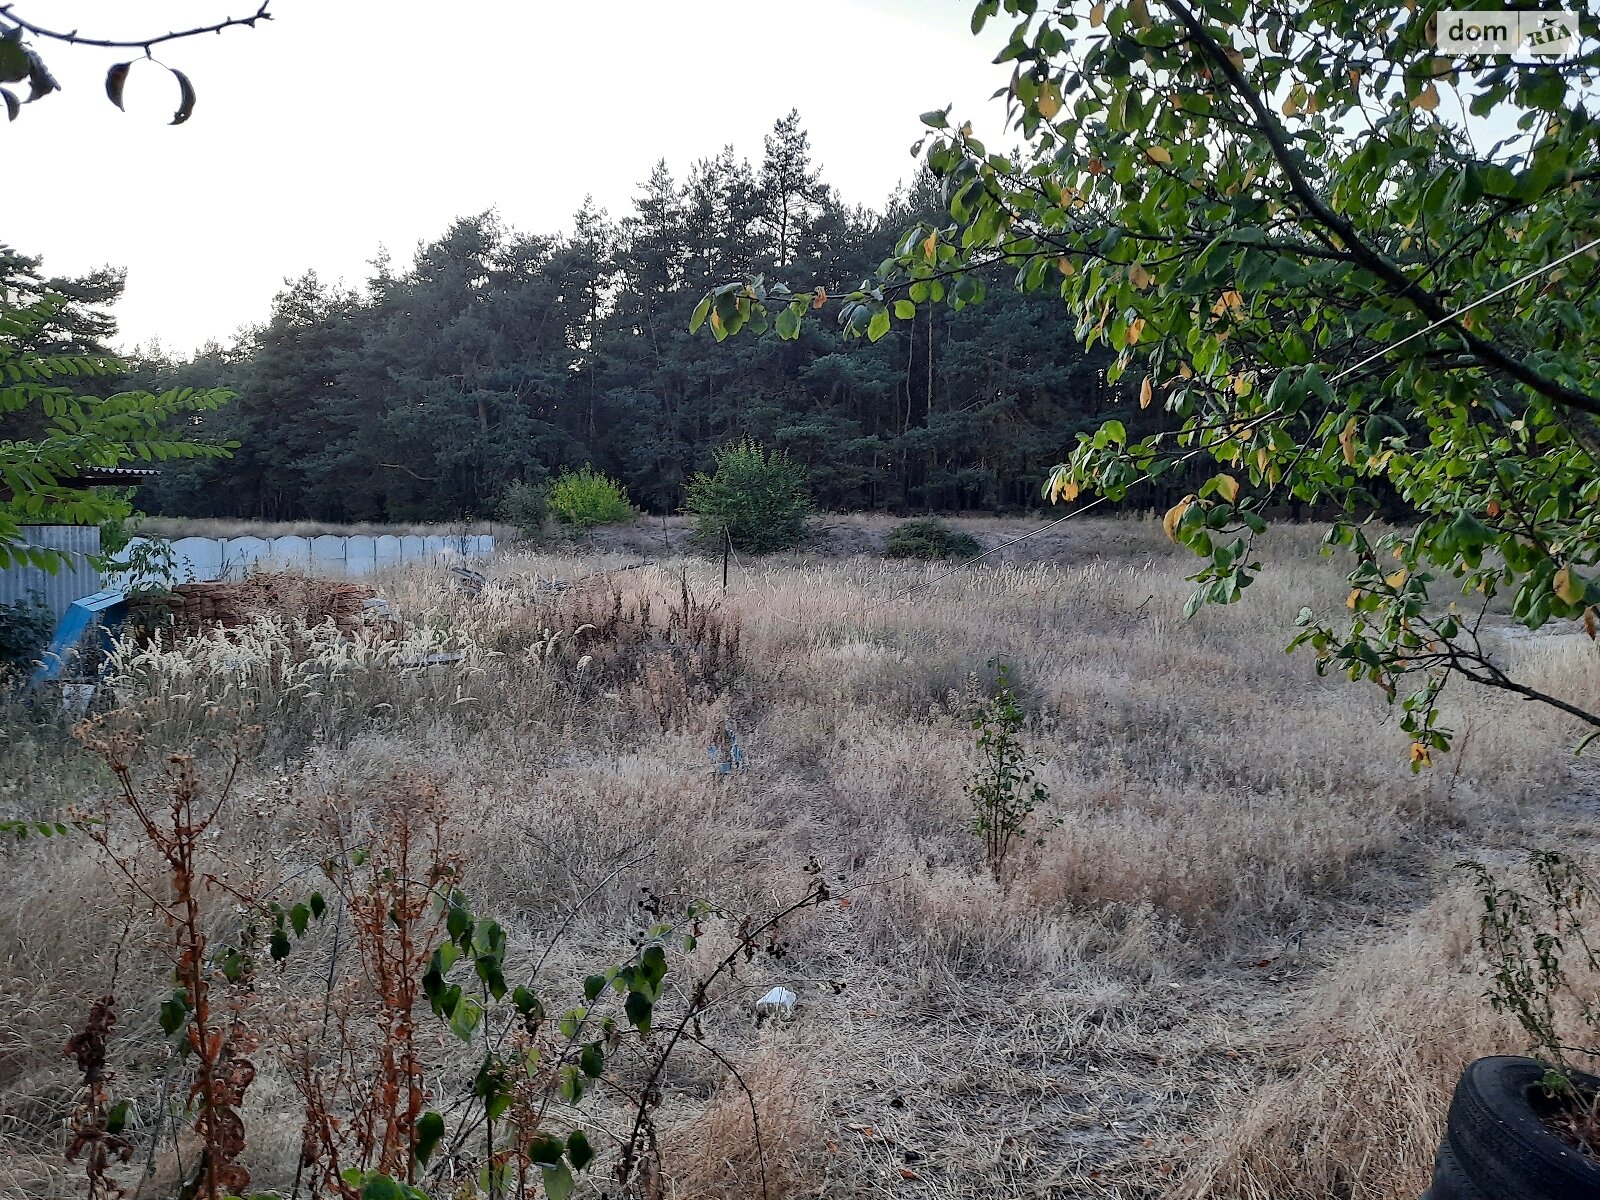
top-left (134, 115), bottom-right (1114, 522)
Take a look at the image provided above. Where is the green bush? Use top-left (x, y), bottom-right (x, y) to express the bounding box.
top-left (0, 594), bottom-right (53, 678)
top-left (546, 468), bottom-right (633, 530)
top-left (884, 518), bottom-right (982, 562)
top-left (497, 480), bottom-right (549, 536)
top-left (967, 662), bottom-right (1052, 884)
top-left (685, 439), bottom-right (813, 554)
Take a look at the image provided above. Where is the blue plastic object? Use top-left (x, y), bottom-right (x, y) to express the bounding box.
top-left (31, 589), bottom-right (127, 684)
top-left (707, 725), bottom-right (745, 774)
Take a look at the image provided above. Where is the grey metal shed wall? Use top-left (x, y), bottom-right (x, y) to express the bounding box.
top-left (0, 526), bottom-right (103, 619)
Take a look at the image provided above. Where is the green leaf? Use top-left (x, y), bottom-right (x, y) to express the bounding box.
top-left (542, 1163), bottom-right (575, 1200)
top-left (580, 1040), bottom-right (604, 1078)
top-left (689, 294), bottom-right (712, 333)
top-left (448, 996), bottom-right (483, 1042)
top-left (512, 985), bottom-right (544, 1022)
top-left (527, 1134), bottom-right (564, 1166)
top-left (624, 990), bottom-right (652, 1033)
top-left (893, 299), bottom-right (916, 320)
top-left (558, 1064), bottom-right (583, 1105)
top-left (866, 308), bottom-right (891, 343)
top-left (566, 1130), bottom-right (595, 1172)
top-left (413, 1111), bottom-right (445, 1166)
top-left (0, 38), bottom-right (28, 84)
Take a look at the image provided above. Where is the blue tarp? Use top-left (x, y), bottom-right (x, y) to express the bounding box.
top-left (31, 589), bottom-right (127, 684)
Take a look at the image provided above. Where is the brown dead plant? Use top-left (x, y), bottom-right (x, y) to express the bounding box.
top-left (71, 711), bottom-right (261, 1200)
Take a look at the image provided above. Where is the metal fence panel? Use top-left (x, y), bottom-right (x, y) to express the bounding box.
top-left (0, 526), bottom-right (103, 620)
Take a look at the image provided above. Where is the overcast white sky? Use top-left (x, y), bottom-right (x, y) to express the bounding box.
top-left (5, 1), bottom-right (1014, 355)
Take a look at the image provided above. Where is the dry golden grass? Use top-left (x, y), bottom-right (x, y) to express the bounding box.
top-left (2, 516), bottom-right (1598, 1199)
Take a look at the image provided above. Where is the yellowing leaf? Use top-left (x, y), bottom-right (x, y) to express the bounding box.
top-left (1162, 495), bottom-right (1195, 542)
top-left (1231, 374), bottom-right (1251, 396)
top-left (1057, 256), bottom-right (1076, 276)
top-left (1139, 376), bottom-right (1153, 409)
top-left (1129, 0), bottom-right (1150, 28)
top-left (1339, 417), bottom-right (1358, 466)
top-left (1126, 317), bottom-right (1146, 344)
top-left (1128, 262), bottom-right (1151, 289)
top-left (1145, 145), bottom-right (1173, 165)
top-left (1386, 569), bottom-right (1408, 589)
top-left (1178, 361), bottom-right (1194, 379)
top-left (922, 233), bottom-right (937, 263)
top-left (1555, 567), bottom-right (1585, 605)
top-left (1346, 588), bottom-right (1361, 610)
top-left (1211, 290), bottom-right (1245, 318)
top-left (1585, 607), bottom-right (1597, 641)
top-left (1486, 498), bottom-right (1501, 518)
top-left (1411, 82), bottom-right (1440, 112)
top-left (811, 286), bottom-right (826, 310)
top-left (1037, 80), bottom-right (1062, 120)
top-left (1090, 1), bottom-right (1106, 26)
top-left (1044, 466), bottom-right (1081, 505)
top-left (1087, 156), bottom-right (1105, 175)
top-left (1215, 473), bottom-right (1240, 503)
top-left (1409, 741), bottom-right (1433, 768)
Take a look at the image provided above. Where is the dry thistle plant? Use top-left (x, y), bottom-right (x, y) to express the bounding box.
top-left (54, 694), bottom-right (831, 1200)
top-left (71, 709), bottom-right (263, 1200)
top-left (62, 994), bottom-right (132, 1200)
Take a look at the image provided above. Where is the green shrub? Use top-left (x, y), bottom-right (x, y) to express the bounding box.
top-left (497, 480), bottom-right (550, 536)
top-left (546, 468), bottom-right (633, 530)
top-left (967, 662), bottom-right (1052, 884)
top-left (685, 439), bottom-right (813, 554)
top-left (884, 518), bottom-right (982, 562)
top-left (0, 594), bottom-right (53, 678)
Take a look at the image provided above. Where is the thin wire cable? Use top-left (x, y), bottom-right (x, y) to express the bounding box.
top-left (1324, 233), bottom-right (1600, 387)
top-left (725, 235), bottom-right (1600, 625)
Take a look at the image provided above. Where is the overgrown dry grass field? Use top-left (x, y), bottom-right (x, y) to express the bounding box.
top-left (3, 516), bottom-right (1598, 1199)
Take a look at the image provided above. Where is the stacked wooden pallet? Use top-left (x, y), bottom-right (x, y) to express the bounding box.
top-left (160, 573), bottom-right (377, 639)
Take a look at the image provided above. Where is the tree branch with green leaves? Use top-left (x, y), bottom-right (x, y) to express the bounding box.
top-left (693, 0), bottom-right (1600, 759)
top-left (1, 296), bottom-right (235, 571)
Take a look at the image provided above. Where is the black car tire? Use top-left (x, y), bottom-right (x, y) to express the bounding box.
top-left (1431, 1057), bottom-right (1600, 1200)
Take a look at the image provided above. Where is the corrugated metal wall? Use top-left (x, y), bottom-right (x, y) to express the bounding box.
top-left (0, 526), bottom-right (103, 619)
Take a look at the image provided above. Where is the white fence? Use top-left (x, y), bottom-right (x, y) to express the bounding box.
top-left (116, 533), bottom-right (495, 586)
